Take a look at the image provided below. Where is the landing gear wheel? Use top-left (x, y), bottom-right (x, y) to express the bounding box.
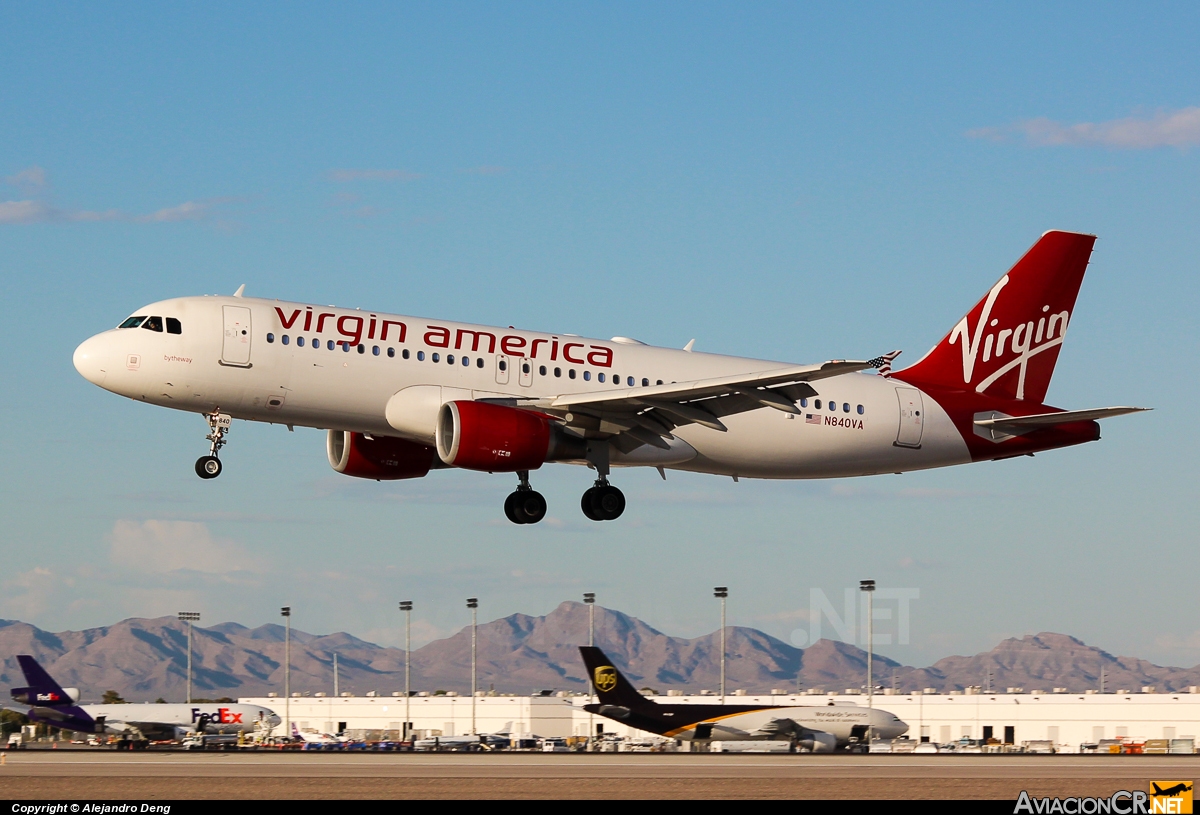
top-left (581, 488), bottom-right (601, 521)
top-left (195, 456), bottom-right (222, 479)
top-left (505, 490), bottom-right (547, 524)
top-left (584, 485), bottom-right (625, 520)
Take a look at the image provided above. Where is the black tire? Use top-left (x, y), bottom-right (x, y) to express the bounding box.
top-left (517, 491), bottom-right (547, 524)
top-left (195, 456), bottom-right (222, 479)
top-left (596, 486), bottom-right (625, 520)
top-left (504, 492), bottom-right (525, 524)
top-left (581, 488), bottom-right (601, 521)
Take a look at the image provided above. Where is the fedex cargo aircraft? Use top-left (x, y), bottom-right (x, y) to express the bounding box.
top-left (72, 231), bottom-right (1146, 524)
top-left (9, 655), bottom-right (279, 744)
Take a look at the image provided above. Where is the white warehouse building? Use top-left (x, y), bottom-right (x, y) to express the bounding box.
top-left (240, 688), bottom-right (1200, 750)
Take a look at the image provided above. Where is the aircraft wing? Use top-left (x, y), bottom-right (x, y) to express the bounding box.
top-left (520, 360), bottom-right (873, 452)
top-left (974, 406), bottom-right (1150, 431)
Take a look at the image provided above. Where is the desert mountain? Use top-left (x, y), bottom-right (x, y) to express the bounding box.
top-left (0, 604), bottom-right (1195, 702)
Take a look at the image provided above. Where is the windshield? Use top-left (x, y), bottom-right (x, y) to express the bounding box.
top-left (118, 316), bottom-right (146, 328)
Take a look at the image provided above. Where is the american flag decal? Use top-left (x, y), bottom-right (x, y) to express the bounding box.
top-left (805, 414), bottom-right (821, 425)
top-left (868, 349), bottom-right (902, 378)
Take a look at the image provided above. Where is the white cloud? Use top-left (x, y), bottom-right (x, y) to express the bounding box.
top-left (0, 567), bottom-right (66, 619)
top-left (4, 166), bottom-right (47, 189)
top-left (135, 201), bottom-right (211, 222)
top-left (969, 107), bottom-right (1200, 149)
top-left (326, 168), bottom-right (423, 182)
top-left (0, 198), bottom-right (229, 225)
top-left (108, 519), bottom-right (264, 574)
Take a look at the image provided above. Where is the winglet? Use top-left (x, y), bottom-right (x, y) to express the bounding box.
top-left (683, 339), bottom-right (695, 352)
top-left (233, 284), bottom-right (246, 298)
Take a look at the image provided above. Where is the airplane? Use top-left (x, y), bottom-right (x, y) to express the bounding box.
top-left (412, 721), bottom-right (515, 751)
top-left (291, 722), bottom-right (347, 746)
top-left (578, 646), bottom-right (906, 751)
top-left (71, 230), bottom-right (1148, 524)
top-left (1151, 783), bottom-right (1193, 797)
top-left (9, 655), bottom-right (281, 747)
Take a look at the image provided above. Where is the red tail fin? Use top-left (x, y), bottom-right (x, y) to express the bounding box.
top-left (894, 230), bottom-right (1096, 402)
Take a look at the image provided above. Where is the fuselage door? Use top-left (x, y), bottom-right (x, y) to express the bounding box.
top-left (495, 354), bottom-right (510, 385)
top-left (894, 387), bottom-right (923, 448)
top-left (221, 306), bottom-right (253, 367)
top-left (518, 357), bottom-right (533, 387)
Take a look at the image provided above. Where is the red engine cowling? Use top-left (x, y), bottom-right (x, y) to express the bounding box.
top-left (436, 400), bottom-right (584, 472)
top-left (327, 430), bottom-right (435, 480)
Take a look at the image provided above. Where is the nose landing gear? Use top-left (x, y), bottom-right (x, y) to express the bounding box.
top-left (195, 412), bottom-right (232, 479)
top-left (504, 470), bottom-right (547, 524)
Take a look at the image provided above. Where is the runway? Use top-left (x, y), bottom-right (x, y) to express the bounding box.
top-left (1, 752), bottom-right (1196, 799)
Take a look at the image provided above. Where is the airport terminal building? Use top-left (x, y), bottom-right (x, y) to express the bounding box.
top-left (239, 687), bottom-right (1200, 750)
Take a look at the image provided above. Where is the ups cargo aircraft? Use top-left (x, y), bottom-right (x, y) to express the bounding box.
top-left (73, 230), bottom-right (1147, 524)
top-left (579, 646), bottom-right (906, 750)
top-left (9, 655), bottom-right (280, 744)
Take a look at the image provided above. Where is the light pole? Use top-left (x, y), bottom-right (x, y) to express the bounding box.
top-left (714, 587), bottom-right (728, 704)
top-left (467, 598), bottom-right (478, 736)
top-left (281, 606), bottom-right (291, 741)
top-left (583, 592), bottom-right (595, 747)
top-left (400, 601), bottom-right (413, 740)
top-left (860, 580), bottom-right (875, 749)
top-left (177, 612), bottom-right (200, 704)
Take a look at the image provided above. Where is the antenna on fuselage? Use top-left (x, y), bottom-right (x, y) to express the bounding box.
top-left (233, 284), bottom-right (246, 297)
top-left (683, 339), bottom-right (695, 352)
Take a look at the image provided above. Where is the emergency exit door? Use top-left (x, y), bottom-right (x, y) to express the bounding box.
top-left (221, 306), bottom-right (253, 367)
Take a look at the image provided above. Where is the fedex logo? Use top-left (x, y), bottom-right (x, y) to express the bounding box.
top-left (191, 707), bottom-right (243, 724)
top-left (948, 275), bottom-right (1070, 400)
top-left (36, 692), bottom-right (60, 702)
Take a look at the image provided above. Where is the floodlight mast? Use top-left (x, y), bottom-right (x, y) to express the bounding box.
top-left (714, 588), bottom-right (728, 704)
top-left (400, 601), bottom-right (413, 739)
top-left (860, 580), bottom-right (876, 749)
top-left (177, 612), bottom-right (200, 704)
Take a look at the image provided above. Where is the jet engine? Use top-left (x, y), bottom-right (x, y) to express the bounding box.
top-left (796, 730), bottom-right (838, 753)
top-left (435, 401), bottom-right (585, 472)
top-left (326, 431), bottom-right (436, 480)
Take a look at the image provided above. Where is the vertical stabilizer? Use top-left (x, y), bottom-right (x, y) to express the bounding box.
top-left (578, 646), bottom-right (652, 710)
top-left (894, 230), bottom-right (1096, 403)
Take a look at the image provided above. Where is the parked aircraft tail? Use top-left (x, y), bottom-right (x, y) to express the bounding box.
top-left (11, 655), bottom-right (76, 706)
top-left (894, 230), bottom-right (1096, 403)
top-left (578, 646), bottom-right (652, 710)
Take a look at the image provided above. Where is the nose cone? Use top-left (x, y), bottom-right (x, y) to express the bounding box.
top-left (73, 334), bottom-right (109, 387)
top-left (267, 714), bottom-right (282, 727)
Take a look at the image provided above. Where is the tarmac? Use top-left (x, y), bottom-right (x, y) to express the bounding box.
top-left (1, 752), bottom-right (1197, 799)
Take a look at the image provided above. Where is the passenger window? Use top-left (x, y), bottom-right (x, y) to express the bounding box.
top-left (799, 398), bottom-right (807, 407)
top-left (118, 316), bottom-right (146, 329)
top-left (432, 353), bottom-right (440, 363)
top-left (498, 359), bottom-right (506, 371)
top-left (539, 365), bottom-right (547, 376)
top-left (282, 335), bottom-right (290, 345)
top-left (373, 346), bottom-right (380, 356)
top-left (598, 373), bottom-right (605, 383)
top-left (629, 377), bottom-right (635, 386)
top-left (569, 369), bottom-right (576, 379)
top-left (554, 367), bottom-right (561, 377)
top-left (354, 344), bottom-right (362, 354)
top-left (166, 318), bottom-right (182, 334)
top-left (342, 342), bottom-right (351, 352)
top-left (857, 404), bottom-right (864, 415)
top-left (417, 351), bottom-right (425, 361)
top-left (522, 362), bottom-right (530, 374)
top-left (843, 403), bottom-right (850, 413)
top-left (402, 349), bottom-right (410, 359)
top-left (584, 371), bottom-right (591, 381)
top-left (142, 316), bottom-right (164, 332)
top-left (476, 358), bottom-right (484, 368)
top-left (297, 337), bottom-right (305, 347)
top-left (829, 401), bottom-right (836, 411)
top-left (656, 380), bottom-right (662, 386)
top-left (447, 354), bottom-right (455, 365)
top-left (387, 347), bottom-right (395, 358)
top-left (463, 356), bottom-right (470, 366)
top-left (814, 399), bottom-right (821, 409)
top-left (267, 333), bottom-right (275, 343)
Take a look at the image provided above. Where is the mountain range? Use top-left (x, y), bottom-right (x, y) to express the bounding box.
top-left (1, 603), bottom-right (1198, 702)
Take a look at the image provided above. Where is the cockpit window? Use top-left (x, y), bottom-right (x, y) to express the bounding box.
top-left (142, 316), bottom-right (164, 332)
top-left (119, 316), bottom-right (146, 329)
top-left (166, 318), bottom-right (182, 334)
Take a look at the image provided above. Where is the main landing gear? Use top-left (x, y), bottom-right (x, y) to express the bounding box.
top-left (582, 480), bottom-right (625, 521)
top-left (195, 411), bottom-right (232, 479)
top-left (504, 470), bottom-right (548, 525)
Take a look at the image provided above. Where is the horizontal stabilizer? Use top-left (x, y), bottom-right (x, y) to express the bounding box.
top-left (974, 406), bottom-right (1150, 430)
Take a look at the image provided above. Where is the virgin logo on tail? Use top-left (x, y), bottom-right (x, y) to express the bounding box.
top-left (948, 275), bottom-right (1071, 400)
top-left (894, 230), bottom-right (1094, 404)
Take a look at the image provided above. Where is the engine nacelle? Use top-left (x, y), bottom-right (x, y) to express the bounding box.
top-left (796, 730), bottom-right (838, 753)
top-left (435, 400), bottom-right (585, 472)
top-left (327, 431), bottom-right (435, 480)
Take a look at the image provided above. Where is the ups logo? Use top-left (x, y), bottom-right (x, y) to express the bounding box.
top-left (594, 666), bottom-right (618, 692)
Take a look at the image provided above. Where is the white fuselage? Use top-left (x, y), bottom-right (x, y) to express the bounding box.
top-left (73, 295), bottom-right (970, 480)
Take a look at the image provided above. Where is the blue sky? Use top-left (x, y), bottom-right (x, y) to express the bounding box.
top-left (2, 2), bottom-right (1198, 670)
